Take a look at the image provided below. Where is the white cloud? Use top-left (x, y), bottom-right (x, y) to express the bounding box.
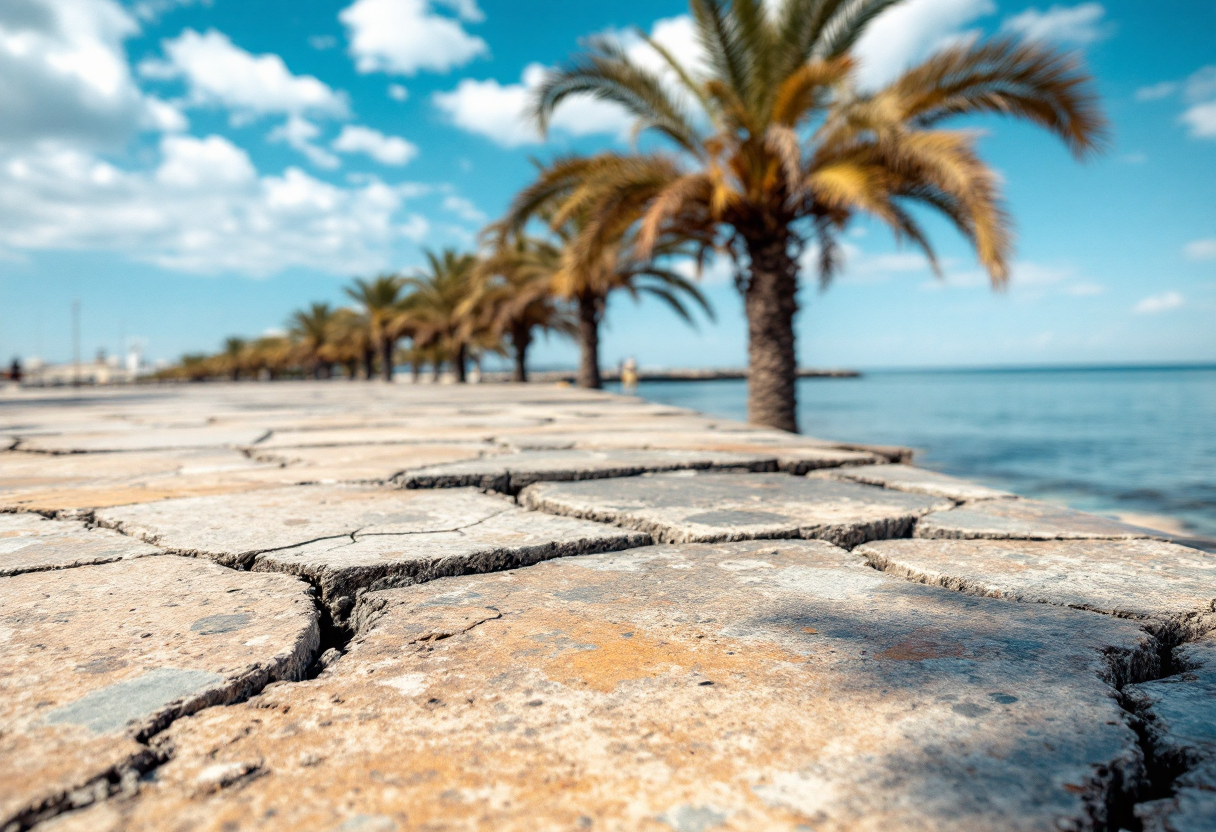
top-left (332, 125), bottom-right (418, 165)
top-left (434, 64), bottom-right (635, 146)
top-left (1133, 291), bottom-right (1184, 315)
top-left (268, 115), bottom-right (340, 169)
top-left (141, 29), bottom-right (348, 118)
top-left (130, 0), bottom-right (210, 22)
top-left (1181, 101), bottom-right (1216, 139)
top-left (1000, 3), bottom-right (1111, 45)
top-left (441, 194), bottom-right (485, 222)
top-left (1184, 239), bottom-right (1216, 261)
top-left (0, 135), bottom-right (426, 275)
top-left (1135, 81), bottom-right (1177, 102)
top-left (0, 0), bottom-right (180, 149)
top-left (853, 0), bottom-right (996, 89)
top-left (387, 83), bottom-right (408, 101)
top-left (1063, 282), bottom-right (1105, 296)
top-left (309, 35), bottom-right (337, 50)
top-left (339, 0), bottom-right (487, 76)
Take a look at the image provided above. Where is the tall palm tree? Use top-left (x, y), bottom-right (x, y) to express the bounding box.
top-left (529, 0), bottom-right (1106, 430)
top-left (469, 235), bottom-right (578, 382)
top-left (221, 336), bottom-right (246, 382)
top-left (329, 307), bottom-right (372, 380)
top-left (288, 302), bottom-right (337, 379)
top-left (403, 249), bottom-right (481, 383)
top-left (501, 199), bottom-right (714, 390)
top-left (344, 275), bottom-right (407, 381)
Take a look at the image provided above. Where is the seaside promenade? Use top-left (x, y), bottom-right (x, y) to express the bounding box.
top-left (1, 382), bottom-right (1213, 832)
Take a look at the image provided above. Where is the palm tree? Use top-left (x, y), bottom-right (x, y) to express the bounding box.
top-left (469, 235), bottom-right (578, 382)
top-left (501, 198), bottom-right (714, 390)
top-left (221, 336), bottom-right (247, 381)
top-left (403, 249), bottom-right (481, 383)
top-left (288, 302), bottom-right (337, 379)
top-left (344, 276), bottom-right (407, 382)
top-left (329, 307), bottom-right (372, 380)
top-left (246, 336), bottom-right (294, 380)
top-left (529, 0), bottom-right (1106, 430)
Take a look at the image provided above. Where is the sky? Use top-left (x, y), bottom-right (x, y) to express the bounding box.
top-left (0, 0), bottom-right (1213, 371)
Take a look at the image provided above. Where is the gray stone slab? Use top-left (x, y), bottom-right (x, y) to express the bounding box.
top-left (50, 540), bottom-right (1158, 831)
top-left (1126, 635), bottom-right (1216, 832)
top-left (0, 513), bottom-right (161, 576)
top-left (399, 448), bottom-right (778, 493)
top-left (16, 427), bottom-right (270, 454)
top-left (95, 485), bottom-right (514, 568)
top-left (823, 463), bottom-right (1015, 501)
top-left (858, 538), bottom-right (1216, 638)
top-left (255, 508), bottom-right (648, 624)
top-left (0, 557), bottom-right (319, 830)
top-left (523, 472), bottom-right (952, 548)
top-left (916, 498), bottom-right (1167, 541)
top-left (252, 442), bottom-right (498, 483)
top-left (94, 485), bottom-right (647, 622)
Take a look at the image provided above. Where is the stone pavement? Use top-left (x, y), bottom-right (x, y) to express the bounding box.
top-left (1, 381), bottom-right (1213, 832)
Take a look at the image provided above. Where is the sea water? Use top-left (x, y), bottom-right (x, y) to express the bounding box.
top-left (618, 365), bottom-right (1216, 540)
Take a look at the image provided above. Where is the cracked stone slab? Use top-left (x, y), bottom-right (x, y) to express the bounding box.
top-left (0, 513), bottom-right (161, 576)
top-left (915, 498), bottom-right (1167, 541)
top-left (252, 442), bottom-right (499, 484)
top-left (399, 448), bottom-right (778, 493)
top-left (821, 463), bottom-right (1015, 502)
top-left (254, 507), bottom-right (648, 624)
top-left (496, 432), bottom-right (883, 474)
top-left (857, 539), bottom-right (1216, 639)
top-left (15, 427), bottom-right (270, 454)
top-left (523, 472), bottom-right (951, 548)
top-left (0, 557), bottom-right (319, 830)
top-left (94, 485), bottom-right (521, 568)
top-left (49, 540), bottom-right (1159, 831)
top-left (253, 419), bottom-right (548, 450)
top-left (1126, 635), bottom-right (1216, 832)
top-left (0, 449), bottom-right (292, 513)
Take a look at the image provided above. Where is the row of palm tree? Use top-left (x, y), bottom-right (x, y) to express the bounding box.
top-left (167, 0), bottom-right (1106, 432)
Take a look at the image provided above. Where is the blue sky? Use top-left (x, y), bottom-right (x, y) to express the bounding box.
top-left (0, 0), bottom-right (1213, 370)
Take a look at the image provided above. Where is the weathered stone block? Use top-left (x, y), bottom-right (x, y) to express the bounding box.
top-left (0, 513), bottom-right (160, 576)
top-left (916, 498), bottom-right (1166, 540)
top-left (823, 463), bottom-right (1014, 501)
top-left (523, 472), bottom-right (951, 547)
top-left (17, 427), bottom-right (270, 454)
top-left (399, 448), bottom-right (778, 493)
top-left (47, 540), bottom-right (1157, 831)
top-left (0, 557), bottom-right (318, 830)
top-left (1126, 635), bottom-right (1216, 832)
top-left (858, 538), bottom-right (1216, 638)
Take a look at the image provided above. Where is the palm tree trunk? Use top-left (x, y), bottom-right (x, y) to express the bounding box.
top-left (345, 360), bottom-right (358, 380)
top-left (380, 336), bottom-right (395, 382)
top-left (454, 342), bottom-right (467, 383)
top-left (512, 324), bottom-right (531, 383)
top-left (361, 347), bottom-right (374, 381)
top-left (576, 293), bottom-right (602, 389)
top-left (411, 360), bottom-right (421, 382)
top-left (743, 231), bottom-right (799, 433)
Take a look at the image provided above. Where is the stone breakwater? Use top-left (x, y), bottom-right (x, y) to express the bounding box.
top-left (0, 382), bottom-right (1212, 832)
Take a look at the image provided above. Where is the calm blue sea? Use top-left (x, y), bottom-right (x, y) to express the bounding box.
top-left (615, 365), bottom-right (1216, 540)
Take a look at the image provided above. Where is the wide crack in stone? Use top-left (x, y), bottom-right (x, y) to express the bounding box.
top-left (0, 556), bottom-right (320, 831)
top-left (856, 537), bottom-right (1216, 830)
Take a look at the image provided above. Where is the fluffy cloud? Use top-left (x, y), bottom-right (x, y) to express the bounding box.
top-left (434, 63), bottom-right (633, 147)
top-left (141, 29), bottom-right (348, 118)
top-left (0, 0), bottom-right (182, 149)
top-left (852, 0), bottom-right (995, 88)
top-left (1184, 239), bottom-right (1216, 262)
top-left (1133, 291), bottom-right (1184, 314)
top-left (339, 0), bottom-right (487, 76)
top-left (1136, 65), bottom-right (1216, 140)
top-left (332, 125), bottom-right (418, 165)
top-left (441, 194), bottom-right (485, 222)
top-left (433, 16), bottom-right (701, 147)
top-left (268, 115), bottom-right (340, 169)
top-left (0, 135), bottom-right (425, 275)
top-left (1000, 3), bottom-right (1111, 45)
